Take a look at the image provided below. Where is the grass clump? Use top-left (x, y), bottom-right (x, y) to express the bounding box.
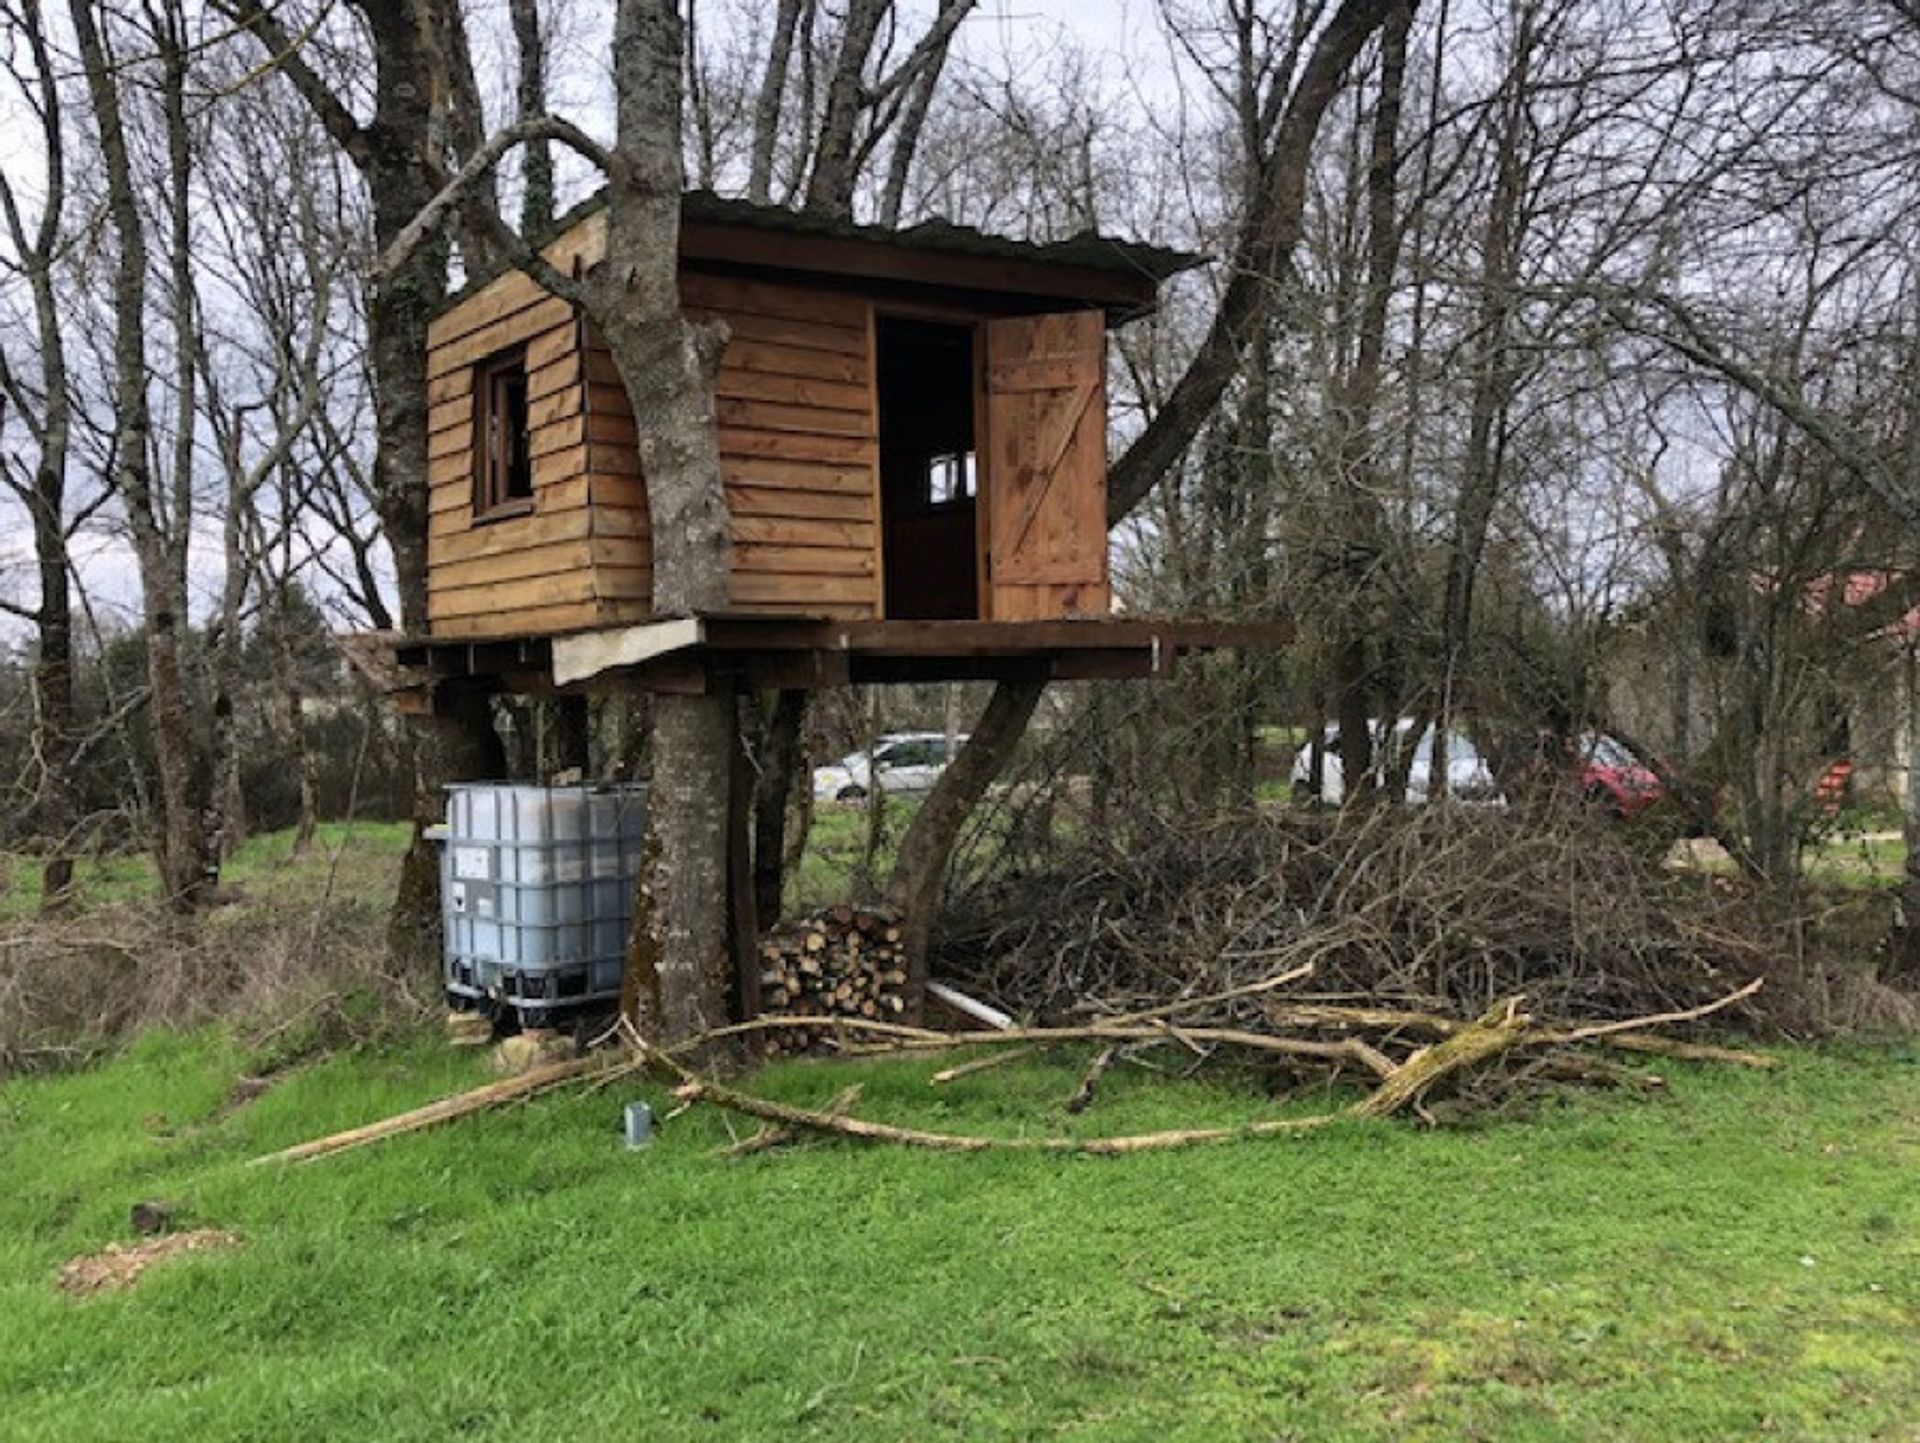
top-left (0, 823), bottom-right (426, 1074)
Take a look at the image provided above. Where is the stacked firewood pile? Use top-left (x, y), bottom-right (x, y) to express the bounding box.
top-left (759, 905), bottom-right (910, 1051)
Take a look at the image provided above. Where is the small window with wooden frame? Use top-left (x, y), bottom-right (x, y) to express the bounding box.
top-left (472, 344), bottom-right (534, 520)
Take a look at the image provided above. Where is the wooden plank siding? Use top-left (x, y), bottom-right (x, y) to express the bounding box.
top-left (423, 215), bottom-right (648, 639)
top-left (424, 252), bottom-right (883, 638)
top-left (420, 211), bottom-right (1113, 640)
top-left (566, 269), bottom-right (883, 622)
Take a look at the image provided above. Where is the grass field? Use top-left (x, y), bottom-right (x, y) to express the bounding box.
top-left (1, 1030), bottom-right (1915, 1441)
top-left (0, 822), bottom-right (415, 919)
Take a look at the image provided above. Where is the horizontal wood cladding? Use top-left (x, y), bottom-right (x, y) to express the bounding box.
top-left (727, 485), bottom-right (873, 522)
top-left (705, 273), bottom-right (878, 615)
top-left (431, 598), bottom-right (609, 640)
top-left (574, 270), bottom-right (883, 620)
top-left (425, 257), bottom-right (886, 637)
top-left (429, 568), bottom-right (596, 621)
top-left (423, 251), bottom-right (607, 635)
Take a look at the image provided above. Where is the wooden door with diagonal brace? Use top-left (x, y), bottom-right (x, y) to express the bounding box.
top-left (981, 311), bottom-right (1110, 620)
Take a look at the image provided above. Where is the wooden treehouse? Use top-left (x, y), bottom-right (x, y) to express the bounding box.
top-left (396, 191), bottom-right (1286, 700)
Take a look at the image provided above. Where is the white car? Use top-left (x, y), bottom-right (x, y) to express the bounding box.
top-left (1289, 719), bottom-right (1504, 805)
top-left (812, 732), bottom-right (968, 801)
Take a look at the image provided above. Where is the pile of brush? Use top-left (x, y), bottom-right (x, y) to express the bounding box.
top-left (930, 798), bottom-right (1896, 1039)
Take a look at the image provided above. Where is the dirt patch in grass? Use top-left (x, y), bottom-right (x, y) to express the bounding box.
top-left (57, 1229), bottom-right (240, 1297)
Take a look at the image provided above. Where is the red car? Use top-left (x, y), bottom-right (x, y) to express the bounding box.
top-left (1576, 733), bottom-right (1667, 820)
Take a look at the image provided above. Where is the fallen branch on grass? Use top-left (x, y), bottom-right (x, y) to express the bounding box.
top-left (1065, 1044), bottom-right (1119, 1113)
top-left (931, 1046), bottom-right (1037, 1084)
top-left (252, 978), bottom-right (1771, 1166)
top-left (718, 1083), bottom-right (865, 1158)
top-left (248, 1055), bottom-right (619, 1166)
top-left (646, 984), bottom-right (1762, 1155)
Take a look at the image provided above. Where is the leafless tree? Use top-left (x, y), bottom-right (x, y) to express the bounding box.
top-left (0, 0), bottom-right (89, 907)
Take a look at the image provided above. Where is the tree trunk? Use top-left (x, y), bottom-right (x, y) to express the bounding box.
top-left (1106, 0), bottom-right (1407, 527)
top-left (10, 5), bottom-right (76, 911)
top-left (388, 685), bottom-right (506, 968)
top-left (627, 690), bottom-right (734, 1038)
top-left (589, 0), bottom-right (737, 1044)
top-left (876, 29), bottom-right (953, 226)
top-left (1432, 0), bottom-right (1533, 786)
top-left (551, 695), bottom-right (592, 777)
top-left (1888, 647), bottom-right (1920, 986)
top-left (71, 0), bottom-right (211, 910)
top-left (803, 0), bottom-right (888, 218)
top-left (753, 689), bottom-right (807, 923)
top-left (28, 396), bottom-right (75, 909)
top-left (885, 677), bottom-right (1044, 1014)
top-left (746, 0), bottom-right (804, 203)
top-left (1330, 1), bottom-right (1411, 809)
top-left (509, 0), bottom-right (555, 233)
top-left (274, 622), bottom-right (320, 857)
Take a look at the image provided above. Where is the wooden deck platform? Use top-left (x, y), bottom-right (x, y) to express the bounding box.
top-left (379, 615), bottom-right (1292, 705)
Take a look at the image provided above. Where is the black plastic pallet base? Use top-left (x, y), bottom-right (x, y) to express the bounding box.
top-left (446, 989), bottom-right (620, 1031)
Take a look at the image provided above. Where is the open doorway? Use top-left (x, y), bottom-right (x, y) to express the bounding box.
top-left (876, 315), bottom-right (979, 619)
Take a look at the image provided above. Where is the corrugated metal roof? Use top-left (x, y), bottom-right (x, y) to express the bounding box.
top-left (440, 189), bottom-right (1205, 313)
top-left (678, 189), bottom-right (1206, 283)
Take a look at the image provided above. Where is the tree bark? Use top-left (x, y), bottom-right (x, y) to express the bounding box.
top-left (1, 3), bottom-right (76, 908)
top-left (1106, 0), bottom-right (1405, 527)
top-left (71, 0), bottom-right (211, 909)
top-left (746, 0), bottom-right (805, 204)
top-left (584, 0), bottom-right (736, 1043)
top-left (230, 0), bottom-right (514, 961)
top-left (1891, 645), bottom-right (1920, 986)
top-left (509, 0), bottom-right (555, 233)
top-left (551, 695), bottom-right (592, 776)
top-left (885, 677), bottom-right (1044, 1013)
top-left (753, 689), bottom-right (807, 924)
top-left (876, 28), bottom-right (953, 226)
top-left (1331, 0), bottom-right (1411, 806)
top-left (803, 0), bottom-right (890, 218)
top-left (1431, 0), bottom-right (1533, 787)
top-left (873, 0), bottom-right (1404, 982)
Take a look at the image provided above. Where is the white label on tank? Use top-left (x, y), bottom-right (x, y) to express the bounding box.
top-left (450, 882), bottom-right (468, 913)
top-left (453, 846), bottom-right (491, 881)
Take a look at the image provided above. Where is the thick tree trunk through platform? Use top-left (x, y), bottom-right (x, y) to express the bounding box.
top-left (587, 0), bottom-right (737, 1046)
top-left (627, 691), bottom-right (734, 1039)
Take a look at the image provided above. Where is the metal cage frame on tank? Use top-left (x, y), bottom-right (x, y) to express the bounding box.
top-left (437, 782), bottom-right (648, 1026)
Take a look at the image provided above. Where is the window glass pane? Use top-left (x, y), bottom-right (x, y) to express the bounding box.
top-left (927, 451), bottom-right (975, 505)
top-left (496, 365), bottom-right (532, 500)
top-left (475, 348), bottom-right (533, 513)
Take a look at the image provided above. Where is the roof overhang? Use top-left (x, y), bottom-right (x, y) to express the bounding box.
top-left (439, 191), bottom-right (1205, 326)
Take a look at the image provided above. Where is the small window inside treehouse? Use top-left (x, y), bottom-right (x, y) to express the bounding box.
top-left (927, 451), bottom-right (975, 506)
top-left (473, 346), bottom-right (533, 518)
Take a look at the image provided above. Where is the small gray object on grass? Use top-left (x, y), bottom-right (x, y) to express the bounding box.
top-left (623, 1101), bottom-right (654, 1149)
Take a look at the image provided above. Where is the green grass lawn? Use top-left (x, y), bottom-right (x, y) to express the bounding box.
top-left (1804, 832), bottom-right (1907, 890)
top-left (788, 799), bottom-right (914, 910)
top-left (0, 821), bottom-right (415, 918)
top-left (1, 1031), bottom-right (1915, 1440)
